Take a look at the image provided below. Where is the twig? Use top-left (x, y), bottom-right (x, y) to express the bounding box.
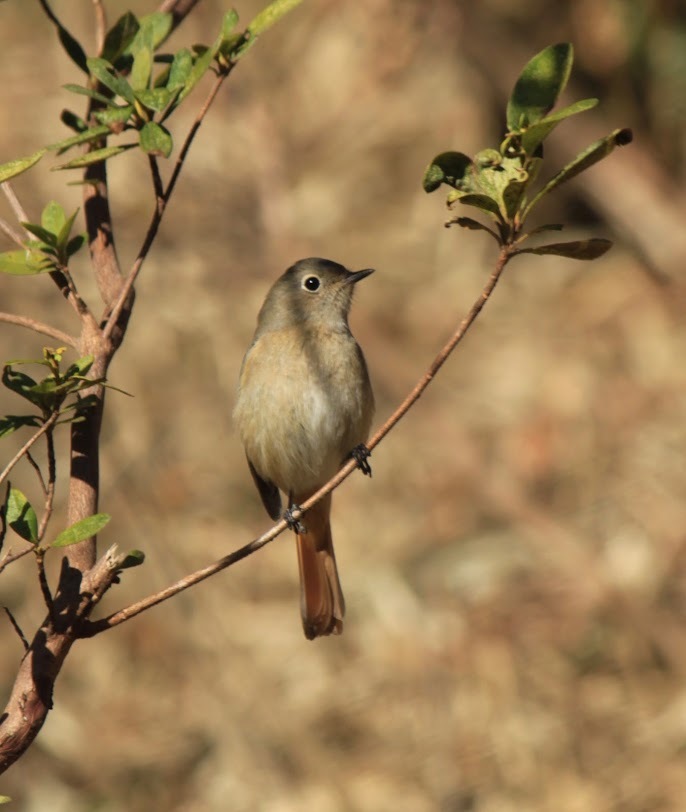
top-left (0, 411), bottom-right (61, 489)
top-left (3, 607), bottom-right (29, 652)
top-left (34, 551), bottom-right (55, 620)
top-left (102, 70), bottom-right (232, 341)
top-left (81, 243), bottom-right (517, 635)
top-left (25, 451), bottom-right (48, 496)
top-left (36, 426), bottom-right (57, 542)
top-left (1, 183), bottom-right (29, 227)
top-left (92, 0), bottom-right (107, 55)
top-left (0, 313), bottom-right (77, 347)
top-left (0, 547), bottom-right (33, 576)
top-left (0, 215), bottom-right (25, 247)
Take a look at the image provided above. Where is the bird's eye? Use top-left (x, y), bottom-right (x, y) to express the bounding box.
top-left (303, 275), bottom-right (321, 292)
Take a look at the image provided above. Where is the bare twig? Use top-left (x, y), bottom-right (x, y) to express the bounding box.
top-left (0, 215), bottom-right (25, 247)
top-left (36, 426), bottom-right (57, 542)
top-left (0, 547), bottom-right (33, 576)
top-left (3, 608), bottom-right (29, 652)
top-left (1, 183), bottom-right (30, 228)
top-left (34, 551), bottom-right (55, 620)
top-left (0, 411), bottom-right (61, 489)
top-left (82, 243), bottom-right (517, 635)
top-left (92, 0), bottom-right (107, 55)
top-left (25, 451), bottom-right (48, 496)
top-left (0, 313), bottom-right (77, 347)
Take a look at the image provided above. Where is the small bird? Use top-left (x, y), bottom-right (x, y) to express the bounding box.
top-left (234, 258), bottom-right (375, 639)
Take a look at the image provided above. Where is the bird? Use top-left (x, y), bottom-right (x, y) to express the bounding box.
top-left (234, 257), bottom-right (375, 639)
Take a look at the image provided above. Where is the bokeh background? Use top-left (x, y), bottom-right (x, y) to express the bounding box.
top-left (2, 1), bottom-right (686, 810)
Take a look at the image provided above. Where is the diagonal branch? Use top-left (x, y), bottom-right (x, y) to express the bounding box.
top-left (0, 313), bottom-right (76, 347)
top-left (81, 243), bottom-right (517, 636)
top-left (0, 411), bottom-right (61, 489)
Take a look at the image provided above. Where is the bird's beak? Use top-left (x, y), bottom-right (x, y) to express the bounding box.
top-left (346, 268), bottom-right (375, 285)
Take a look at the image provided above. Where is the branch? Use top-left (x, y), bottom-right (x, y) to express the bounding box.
top-left (0, 313), bottom-right (76, 347)
top-left (81, 243), bottom-right (517, 635)
top-left (0, 547), bottom-right (32, 576)
top-left (0, 411), bottom-right (61, 489)
top-left (0, 215), bottom-right (25, 247)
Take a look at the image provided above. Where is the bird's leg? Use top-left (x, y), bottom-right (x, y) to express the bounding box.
top-left (284, 493), bottom-right (307, 534)
top-left (350, 443), bottom-right (372, 477)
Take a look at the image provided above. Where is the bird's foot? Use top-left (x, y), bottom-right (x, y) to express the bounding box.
top-left (284, 504), bottom-right (307, 535)
top-left (351, 443), bottom-right (372, 477)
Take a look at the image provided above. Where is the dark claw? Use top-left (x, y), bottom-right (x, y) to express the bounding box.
top-left (284, 505), bottom-right (307, 535)
top-left (351, 443), bottom-right (372, 477)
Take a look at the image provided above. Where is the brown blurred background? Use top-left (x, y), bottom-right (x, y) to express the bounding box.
top-left (2, 1), bottom-right (686, 810)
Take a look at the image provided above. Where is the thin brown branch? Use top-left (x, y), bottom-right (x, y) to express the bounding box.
top-left (36, 426), bottom-right (57, 543)
top-left (1, 182), bottom-right (29, 227)
top-left (0, 411), bottom-right (61, 489)
top-left (102, 70), bottom-right (233, 341)
top-left (34, 551), bottom-right (56, 621)
top-left (25, 451), bottom-right (48, 496)
top-left (92, 0), bottom-right (107, 55)
top-left (3, 607), bottom-right (29, 652)
top-left (0, 215), bottom-right (25, 247)
top-left (0, 312), bottom-right (77, 347)
top-left (0, 547), bottom-right (33, 576)
top-left (82, 243), bottom-right (517, 636)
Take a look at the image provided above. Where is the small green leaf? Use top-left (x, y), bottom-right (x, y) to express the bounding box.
top-left (167, 48), bottom-right (193, 91)
top-left (179, 45), bottom-right (216, 101)
top-left (516, 98), bottom-right (598, 155)
top-left (53, 143), bottom-right (137, 170)
top-left (516, 238), bottom-right (612, 261)
top-left (60, 110), bottom-right (88, 133)
top-left (130, 28), bottom-right (153, 92)
top-left (507, 43), bottom-right (574, 130)
top-left (456, 193), bottom-right (502, 218)
top-left (56, 209), bottom-right (80, 251)
top-left (57, 25), bottom-right (88, 73)
top-left (0, 149), bottom-right (46, 184)
top-left (525, 128), bottom-right (633, 216)
top-left (41, 201), bottom-right (67, 237)
top-left (134, 13), bottom-right (173, 50)
top-left (248, 0), bottom-right (301, 39)
top-left (87, 57), bottom-right (136, 104)
top-left (94, 106), bottom-right (134, 128)
top-left (101, 12), bottom-right (140, 64)
top-left (63, 84), bottom-right (113, 106)
top-left (6, 487), bottom-right (38, 543)
top-left (135, 88), bottom-right (173, 113)
top-left (139, 122), bottom-right (173, 158)
top-left (0, 414), bottom-right (41, 438)
top-left (64, 355), bottom-right (94, 378)
top-left (422, 151), bottom-right (473, 193)
top-left (47, 125), bottom-right (110, 154)
top-left (119, 549), bottom-right (146, 569)
top-left (66, 234), bottom-right (86, 258)
top-left (0, 249), bottom-right (53, 276)
top-left (51, 513), bottom-right (111, 548)
top-left (0, 794), bottom-right (12, 804)
top-left (21, 223), bottom-right (58, 247)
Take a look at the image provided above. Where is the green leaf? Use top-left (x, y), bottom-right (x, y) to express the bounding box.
top-left (135, 88), bottom-right (173, 113)
top-left (63, 84), bottom-right (113, 106)
top-left (41, 201), bottom-right (67, 237)
top-left (57, 25), bottom-right (88, 74)
top-left (516, 238), bottom-right (612, 261)
top-left (60, 110), bottom-right (88, 133)
top-left (525, 128), bottom-right (633, 216)
top-left (119, 549), bottom-right (146, 569)
top-left (56, 210), bottom-right (79, 254)
top-left (51, 513), bottom-right (111, 548)
top-left (247, 0), bottom-right (301, 40)
top-left (507, 43), bottom-right (574, 130)
top-left (86, 57), bottom-right (136, 104)
top-left (167, 48), bottom-right (193, 91)
top-left (47, 125), bottom-right (110, 154)
top-left (0, 414), bottom-right (41, 438)
top-left (66, 234), bottom-right (86, 258)
top-left (101, 12), bottom-right (140, 64)
top-left (179, 44), bottom-right (216, 101)
top-left (64, 355), bottom-right (94, 378)
top-left (0, 794), bottom-right (12, 804)
top-left (130, 27), bottom-right (153, 92)
top-left (6, 487), bottom-right (38, 544)
top-left (134, 13), bottom-right (173, 50)
top-left (139, 122), bottom-right (173, 158)
top-left (94, 105), bottom-right (134, 128)
top-left (53, 143), bottom-right (137, 170)
top-left (21, 223), bottom-right (58, 247)
top-left (515, 98), bottom-right (598, 155)
top-left (422, 151), bottom-right (473, 193)
top-left (0, 249), bottom-right (53, 276)
top-left (455, 193), bottom-right (502, 218)
top-left (0, 149), bottom-right (46, 183)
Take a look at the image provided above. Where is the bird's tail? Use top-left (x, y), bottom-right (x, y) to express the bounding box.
top-left (295, 493), bottom-right (345, 639)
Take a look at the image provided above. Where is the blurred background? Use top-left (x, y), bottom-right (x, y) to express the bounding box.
top-left (1, 1), bottom-right (686, 810)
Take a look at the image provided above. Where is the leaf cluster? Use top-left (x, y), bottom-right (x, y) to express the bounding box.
top-left (423, 43), bottom-right (632, 260)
